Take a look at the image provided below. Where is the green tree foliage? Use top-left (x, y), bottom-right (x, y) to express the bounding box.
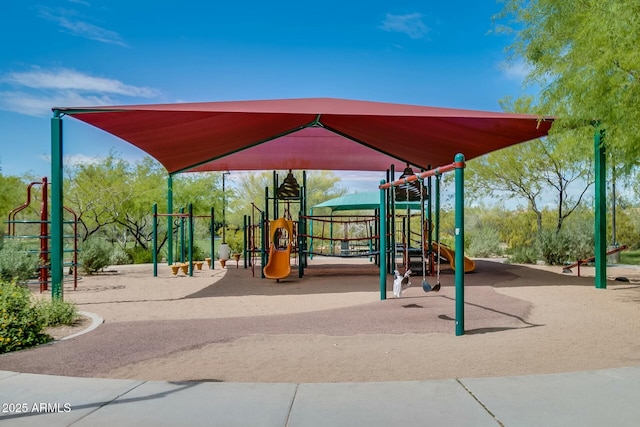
top-left (466, 97), bottom-right (592, 233)
top-left (497, 0), bottom-right (640, 170)
top-left (65, 152), bottom-right (135, 242)
top-left (0, 173), bottom-right (28, 225)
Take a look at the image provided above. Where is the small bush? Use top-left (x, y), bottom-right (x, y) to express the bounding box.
top-left (180, 243), bottom-right (206, 261)
top-left (467, 227), bottom-right (502, 258)
top-left (110, 246), bottom-right (132, 265)
top-left (0, 240), bottom-right (40, 284)
top-left (79, 238), bottom-right (112, 274)
top-left (507, 245), bottom-right (539, 264)
top-left (0, 281), bottom-right (50, 354)
top-left (538, 227), bottom-right (594, 266)
top-left (126, 246), bottom-right (153, 264)
top-left (35, 298), bottom-right (79, 327)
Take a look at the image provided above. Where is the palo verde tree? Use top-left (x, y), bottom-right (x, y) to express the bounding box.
top-left (65, 153), bottom-right (224, 256)
top-left (0, 169), bottom-right (28, 226)
top-left (496, 0), bottom-right (640, 171)
top-left (466, 97), bottom-right (593, 234)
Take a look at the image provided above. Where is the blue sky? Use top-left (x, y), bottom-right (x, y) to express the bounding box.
top-left (0, 1), bottom-right (528, 191)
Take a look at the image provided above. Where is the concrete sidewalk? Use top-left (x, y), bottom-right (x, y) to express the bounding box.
top-left (1, 367), bottom-right (639, 426)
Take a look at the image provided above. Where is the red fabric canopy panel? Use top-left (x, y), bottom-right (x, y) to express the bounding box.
top-left (57, 98), bottom-right (553, 174)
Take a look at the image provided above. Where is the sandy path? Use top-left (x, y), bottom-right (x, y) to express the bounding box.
top-left (4, 259), bottom-right (640, 383)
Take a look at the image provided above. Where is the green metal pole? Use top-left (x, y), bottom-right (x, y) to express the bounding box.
top-left (594, 128), bottom-right (607, 289)
top-left (309, 207), bottom-right (314, 260)
top-left (454, 154), bottom-right (465, 336)
top-left (50, 111), bottom-right (64, 300)
top-left (379, 179), bottom-right (387, 300)
top-left (330, 212), bottom-right (334, 255)
top-left (210, 207), bottom-right (215, 270)
top-left (180, 207), bottom-right (185, 263)
top-left (243, 214), bottom-right (248, 269)
top-left (188, 203), bottom-right (194, 276)
top-left (435, 175), bottom-right (440, 246)
top-left (273, 171), bottom-right (278, 220)
top-left (167, 175), bottom-right (173, 265)
top-left (389, 165), bottom-right (395, 274)
top-left (261, 211), bottom-right (266, 278)
top-left (427, 166), bottom-right (433, 273)
top-left (299, 214), bottom-right (304, 278)
top-left (153, 203), bottom-right (158, 277)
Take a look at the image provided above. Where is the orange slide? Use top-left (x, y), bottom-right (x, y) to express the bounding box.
top-left (263, 217), bottom-right (293, 281)
top-left (432, 242), bottom-right (476, 273)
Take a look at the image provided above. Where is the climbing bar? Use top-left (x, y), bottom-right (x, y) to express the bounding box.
top-left (298, 234), bottom-right (379, 242)
top-left (378, 161), bottom-right (464, 189)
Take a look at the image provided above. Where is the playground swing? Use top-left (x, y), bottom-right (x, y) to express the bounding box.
top-left (420, 175), bottom-right (441, 293)
top-left (393, 174), bottom-right (414, 297)
top-left (418, 179), bottom-right (440, 292)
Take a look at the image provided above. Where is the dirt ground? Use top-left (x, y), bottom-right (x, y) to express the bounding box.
top-left (3, 257), bottom-right (640, 383)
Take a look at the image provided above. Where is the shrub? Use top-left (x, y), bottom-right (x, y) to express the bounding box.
top-left (507, 245), bottom-right (540, 264)
top-left (538, 230), bottom-right (571, 265)
top-left (110, 246), bottom-right (132, 265)
top-left (79, 238), bottom-right (112, 274)
top-left (0, 281), bottom-right (50, 354)
top-left (192, 244), bottom-right (206, 261)
top-left (224, 228), bottom-right (244, 255)
top-left (180, 243), bottom-right (206, 261)
top-left (467, 227), bottom-right (502, 258)
top-left (538, 227), bottom-right (593, 266)
top-left (0, 240), bottom-right (39, 284)
top-left (126, 246), bottom-right (153, 264)
top-left (35, 298), bottom-right (79, 327)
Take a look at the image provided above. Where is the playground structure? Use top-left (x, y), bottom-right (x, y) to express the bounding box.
top-left (304, 214), bottom-right (378, 258)
top-left (237, 162), bottom-right (474, 292)
top-left (151, 203), bottom-right (216, 277)
top-left (5, 177), bottom-right (78, 292)
top-left (49, 97), bottom-right (557, 339)
top-left (262, 217), bottom-right (294, 281)
top-left (241, 163), bottom-right (475, 286)
top-left (432, 242), bottom-right (476, 273)
top-left (258, 171), bottom-right (305, 280)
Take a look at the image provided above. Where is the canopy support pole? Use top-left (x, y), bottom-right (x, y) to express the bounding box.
top-left (594, 128), bottom-right (607, 289)
top-left (167, 175), bottom-right (173, 265)
top-left (454, 154), bottom-right (465, 336)
top-left (50, 110), bottom-right (64, 300)
top-left (379, 180), bottom-right (387, 300)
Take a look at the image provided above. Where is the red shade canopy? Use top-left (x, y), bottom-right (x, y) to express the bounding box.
top-left (56, 97), bottom-right (553, 174)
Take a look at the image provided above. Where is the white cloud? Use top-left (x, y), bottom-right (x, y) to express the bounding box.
top-left (66, 0), bottom-right (91, 6)
top-left (38, 6), bottom-right (127, 47)
top-left (4, 68), bottom-right (158, 97)
top-left (380, 13), bottom-right (429, 39)
top-left (0, 90), bottom-right (114, 116)
top-left (500, 59), bottom-right (532, 82)
top-left (0, 68), bottom-right (160, 116)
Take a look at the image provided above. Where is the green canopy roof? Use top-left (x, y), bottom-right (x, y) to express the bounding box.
top-left (312, 191), bottom-right (423, 212)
